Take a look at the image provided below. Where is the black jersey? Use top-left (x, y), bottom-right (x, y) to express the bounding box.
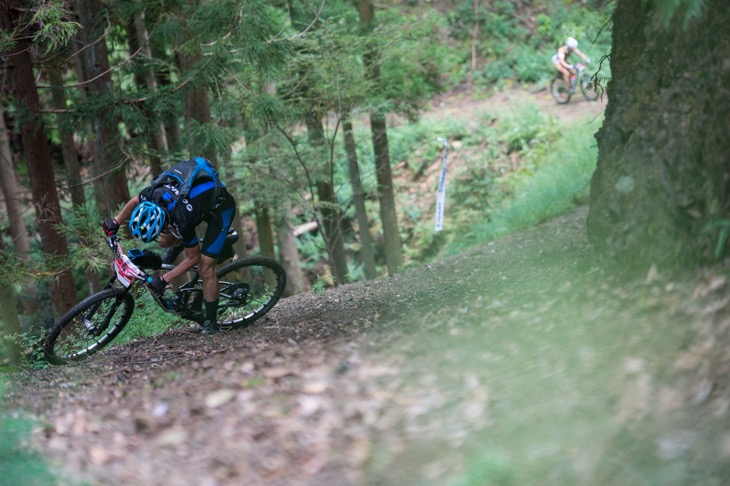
top-left (139, 180), bottom-right (231, 246)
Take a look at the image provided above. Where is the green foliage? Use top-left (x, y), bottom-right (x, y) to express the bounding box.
top-left (446, 0), bottom-right (613, 86)
top-left (444, 111), bottom-right (602, 256)
top-left (452, 449), bottom-right (514, 486)
top-left (56, 205), bottom-right (109, 276)
top-left (0, 1), bottom-right (79, 54)
top-left (114, 292), bottom-right (180, 345)
top-left (0, 383), bottom-right (55, 485)
top-left (702, 220), bottom-right (730, 260)
top-left (374, 10), bottom-right (460, 112)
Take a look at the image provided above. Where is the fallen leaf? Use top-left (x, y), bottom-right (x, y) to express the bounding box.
top-left (205, 389), bottom-right (236, 408)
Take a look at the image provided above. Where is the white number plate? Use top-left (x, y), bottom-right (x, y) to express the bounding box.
top-left (114, 253), bottom-right (142, 288)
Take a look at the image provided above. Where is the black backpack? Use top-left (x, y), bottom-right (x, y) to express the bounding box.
top-left (150, 157), bottom-right (224, 210)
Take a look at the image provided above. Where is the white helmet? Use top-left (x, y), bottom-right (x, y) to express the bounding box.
top-left (566, 37), bottom-right (578, 49)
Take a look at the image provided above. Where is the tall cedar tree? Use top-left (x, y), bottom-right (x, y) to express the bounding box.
top-left (74, 0), bottom-right (131, 214)
top-left (1, 0), bottom-right (77, 317)
top-left (588, 0), bottom-right (730, 270)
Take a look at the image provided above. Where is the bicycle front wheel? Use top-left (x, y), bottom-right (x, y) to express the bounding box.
top-left (43, 288), bottom-right (135, 365)
top-left (550, 77), bottom-right (571, 104)
top-left (579, 72), bottom-right (602, 101)
top-left (216, 256), bottom-right (287, 330)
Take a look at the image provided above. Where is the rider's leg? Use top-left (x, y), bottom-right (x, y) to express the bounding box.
top-left (198, 197), bottom-right (236, 334)
top-left (554, 63), bottom-right (570, 88)
top-left (199, 254), bottom-right (220, 335)
top-left (199, 255), bottom-right (219, 303)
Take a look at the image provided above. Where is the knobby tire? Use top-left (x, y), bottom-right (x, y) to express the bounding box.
top-left (579, 71), bottom-right (601, 101)
top-left (216, 256), bottom-right (287, 330)
top-left (43, 288), bottom-right (134, 365)
top-left (550, 77), bottom-right (571, 104)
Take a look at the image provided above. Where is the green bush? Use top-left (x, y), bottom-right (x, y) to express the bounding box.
top-left (0, 382), bottom-right (55, 485)
top-left (444, 112), bottom-right (602, 256)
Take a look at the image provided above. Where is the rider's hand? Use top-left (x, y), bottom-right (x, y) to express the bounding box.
top-left (585, 58), bottom-right (591, 64)
top-left (102, 218), bottom-right (120, 236)
top-left (148, 275), bottom-right (168, 295)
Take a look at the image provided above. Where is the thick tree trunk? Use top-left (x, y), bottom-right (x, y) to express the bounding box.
top-left (75, 0), bottom-right (130, 214)
top-left (1, 1), bottom-right (77, 318)
top-left (344, 116), bottom-right (378, 280)
top-left (588, 0), bottom-right (730, 270)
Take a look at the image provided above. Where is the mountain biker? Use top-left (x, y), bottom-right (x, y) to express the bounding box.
top-left (101, 158), bottom-right (236, 336)
top-left (551, 37), bottom-right (591, 94)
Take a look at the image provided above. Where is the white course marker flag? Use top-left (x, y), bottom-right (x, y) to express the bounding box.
top-left (435, 137), bottom-right (449, 231)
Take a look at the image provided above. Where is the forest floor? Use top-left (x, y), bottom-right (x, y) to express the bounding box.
top-left (5, 87), bottom-right (730, 486)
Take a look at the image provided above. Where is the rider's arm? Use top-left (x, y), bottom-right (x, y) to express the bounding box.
top-left (575, 48), bottom-right (590, 62)
top-left (159, 245), bottom-right (201, 284)
top-left (112, 196), bottom-right (140, 225)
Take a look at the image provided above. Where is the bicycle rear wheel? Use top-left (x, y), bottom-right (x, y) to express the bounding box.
top-left (216, 256), bottom-right (287, 330)
top-left (550, 77), bottom-right (571, 104)
top-left (580, 71), bottom-right (602, 101)
top-left (43, 288), bottom-right (134, 365)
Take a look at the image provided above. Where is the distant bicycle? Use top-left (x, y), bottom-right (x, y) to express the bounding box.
top-left (42, 232), bottom-right (286, 365)
top-left (550, 62), bottom-right (602, 104)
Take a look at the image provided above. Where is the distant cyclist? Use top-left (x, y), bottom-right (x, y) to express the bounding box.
top-left (101, 158), bottom-right (236, 336)
top-left (552, 37), bottom-right (591, 94)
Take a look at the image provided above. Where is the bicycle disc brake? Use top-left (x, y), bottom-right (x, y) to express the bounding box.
top-left (224, 282), bottom-right (251, 307)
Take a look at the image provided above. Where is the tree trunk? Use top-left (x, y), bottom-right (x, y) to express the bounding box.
top-left (47, 66), bottom-right (85, 207)
top-left (75, 0), bottom-right (130, 214)
top-left (587, 0), bottom-right (730, 271)
top-left (255, 203), bottom-right (276, 259)
top-left (343, 116), bottom-right (378, 280)
top-left (276, 205), bottom-right (308, 296)
top-left (69, 42), bottom-right (105, 211)
top-left (133, 12), bottom-right (167, 176)
top-left (358, 0), bottom-right (403, 276)
top-left (0, 103), bottom-right (40, 319)
top-left (1, 1), bottom-right (77, 318)
top-left (0, 240), bottom-right (22, 364)
top-left (369, 111), bottom-right (403, 275)
top-left (0, 105), bottom-right (30, 257)
top-left (219, 146), bottom-right (247, 259)
top-left (175, 31), bottom-right (213, 160)
top-left (47, 65), bottom-right (102, 294)
top-left (305, 114), bottom-right (349, 285)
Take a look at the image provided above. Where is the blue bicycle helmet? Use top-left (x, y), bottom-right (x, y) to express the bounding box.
top-left (129, 201), bottom-right (167, 242)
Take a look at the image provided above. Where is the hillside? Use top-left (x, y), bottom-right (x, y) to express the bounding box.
top-left (5, 90), bottom-right (730, 485)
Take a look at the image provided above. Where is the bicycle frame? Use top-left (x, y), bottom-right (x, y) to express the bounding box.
top-left (104, 235), bottom-right (204, 318)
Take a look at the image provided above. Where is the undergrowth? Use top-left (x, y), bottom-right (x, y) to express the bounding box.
top-left (0, 382), bottom-right (55, 485)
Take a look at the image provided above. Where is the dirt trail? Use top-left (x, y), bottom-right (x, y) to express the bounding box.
top-left (6, 90), bottom-right (730, 486)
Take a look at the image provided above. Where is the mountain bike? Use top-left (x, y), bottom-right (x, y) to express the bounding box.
top-left (550, 62), bottom-right (602, 104)
top-left (42, 231), bottom-right (287, 365)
